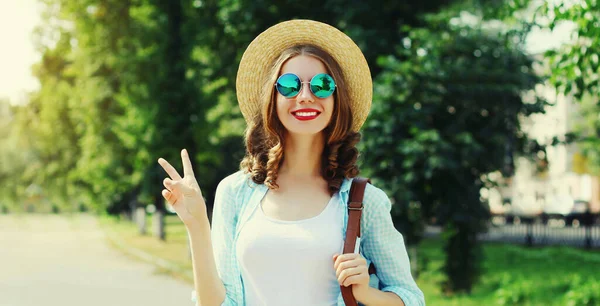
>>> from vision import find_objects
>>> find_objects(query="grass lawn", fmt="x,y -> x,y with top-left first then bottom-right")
417,239 -> 600,305
99,214 -> 600,306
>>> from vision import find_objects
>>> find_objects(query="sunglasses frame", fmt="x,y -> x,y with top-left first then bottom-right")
274,73 -> 337,99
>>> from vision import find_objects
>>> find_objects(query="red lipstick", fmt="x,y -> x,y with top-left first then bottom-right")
292,108 -> 321,121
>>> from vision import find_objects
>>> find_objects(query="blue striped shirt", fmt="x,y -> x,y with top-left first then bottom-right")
192,170 -> 425,305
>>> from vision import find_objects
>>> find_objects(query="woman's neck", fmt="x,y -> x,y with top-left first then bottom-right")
279,132 -> 325,178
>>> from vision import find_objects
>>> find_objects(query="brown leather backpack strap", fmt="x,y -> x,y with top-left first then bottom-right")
341,177 -> 371,306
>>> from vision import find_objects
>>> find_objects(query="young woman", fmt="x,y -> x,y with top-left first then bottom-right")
158,19 -> 425,306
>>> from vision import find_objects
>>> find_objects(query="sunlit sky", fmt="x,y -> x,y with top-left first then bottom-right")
0,0 -> 42,104
0,0 -> 575,105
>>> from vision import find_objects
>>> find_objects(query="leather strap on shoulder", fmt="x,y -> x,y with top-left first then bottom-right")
341,177 -> 376,306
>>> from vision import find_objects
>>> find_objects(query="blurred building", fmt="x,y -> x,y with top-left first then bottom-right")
489,72 -> 600,216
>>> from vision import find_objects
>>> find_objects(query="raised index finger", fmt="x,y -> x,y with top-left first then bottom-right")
181,149 -> 195,178
158,158 -> 183,181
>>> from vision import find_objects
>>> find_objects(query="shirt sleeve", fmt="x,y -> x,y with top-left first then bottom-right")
191,174 -> 241,305
360,184 -> 426,306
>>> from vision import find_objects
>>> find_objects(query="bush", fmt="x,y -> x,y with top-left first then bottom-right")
494,273 -> 533,305
51,204 -> 60,214
564,276 -> 600,306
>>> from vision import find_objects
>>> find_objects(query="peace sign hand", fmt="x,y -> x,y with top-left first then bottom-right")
157,149 -> 207,227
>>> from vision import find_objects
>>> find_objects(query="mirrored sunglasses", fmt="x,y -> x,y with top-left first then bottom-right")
275,73 -> 336,99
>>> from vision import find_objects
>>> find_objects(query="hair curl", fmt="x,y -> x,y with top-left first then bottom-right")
239,45 -> 361,195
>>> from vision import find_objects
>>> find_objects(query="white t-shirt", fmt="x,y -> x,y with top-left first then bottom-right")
235,193 -> 345,306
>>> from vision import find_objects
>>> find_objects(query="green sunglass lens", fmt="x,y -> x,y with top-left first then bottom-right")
276,74 -> 301,98
310,73 -> 336,98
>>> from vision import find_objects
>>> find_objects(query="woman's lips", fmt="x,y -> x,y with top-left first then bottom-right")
292,111 -> 320,121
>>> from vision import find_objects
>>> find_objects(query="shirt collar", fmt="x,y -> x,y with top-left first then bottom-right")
254,176 -> 353,194
340,176 -> 353,194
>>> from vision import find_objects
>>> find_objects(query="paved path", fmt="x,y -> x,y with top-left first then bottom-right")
0,214 -> 193,306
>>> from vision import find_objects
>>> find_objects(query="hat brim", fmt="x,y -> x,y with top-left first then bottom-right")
236,19 -> 372,132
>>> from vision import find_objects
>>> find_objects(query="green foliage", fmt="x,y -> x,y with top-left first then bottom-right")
539,0 -> 600,100
361,11 -> 546,293
572,94 -> 600,174
509,0 -> 600,176
0,99 -> 27,210
10,0 -> 214,213
418,238 -> 600,305
494,273 -> 533,305
564,275 -> 600,306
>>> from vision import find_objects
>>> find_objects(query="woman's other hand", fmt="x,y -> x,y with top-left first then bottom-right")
333,252 -> 371,301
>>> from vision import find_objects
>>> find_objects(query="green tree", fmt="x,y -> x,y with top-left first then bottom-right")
361,11 -> 547,293
0,98 -> 25,211
540,0 -> 599,100
10,25 -> 85,212
572,94 -> 600,174
503,0 -> 600,174
540,0 -> 600,175
25,0 -> 211,215
22,0 -> 138,212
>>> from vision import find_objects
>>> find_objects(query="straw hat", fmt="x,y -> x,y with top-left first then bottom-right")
236,19 -> 372,132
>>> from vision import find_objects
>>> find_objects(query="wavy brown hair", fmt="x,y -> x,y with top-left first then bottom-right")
239,45 -> 361,195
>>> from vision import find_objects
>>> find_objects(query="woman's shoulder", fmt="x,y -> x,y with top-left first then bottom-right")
360,179 -> 393,213
357,180 -> 394,236
214,170 -> 258,215
342,176 -> 391,214
217,169 -> 260,196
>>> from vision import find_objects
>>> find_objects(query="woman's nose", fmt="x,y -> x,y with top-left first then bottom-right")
297,82 -> 314,103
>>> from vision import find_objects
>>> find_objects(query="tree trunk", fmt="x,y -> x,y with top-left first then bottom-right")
409,245 -> 419,279
154,210 -> 166,241
136,207 -> 147,235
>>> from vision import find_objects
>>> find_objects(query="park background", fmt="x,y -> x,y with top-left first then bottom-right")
1,0 -> 600,305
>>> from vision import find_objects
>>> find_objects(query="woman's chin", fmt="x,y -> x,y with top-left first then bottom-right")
284,125 -> 326,136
